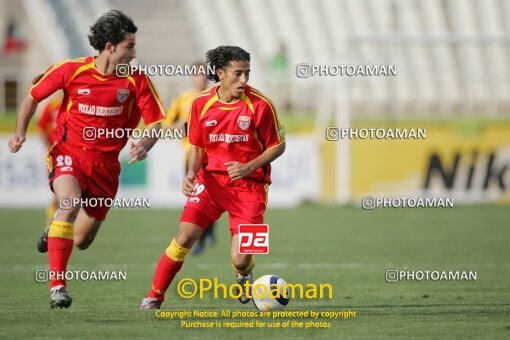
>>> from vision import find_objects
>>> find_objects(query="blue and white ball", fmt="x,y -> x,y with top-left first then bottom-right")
252,275 -> 290,311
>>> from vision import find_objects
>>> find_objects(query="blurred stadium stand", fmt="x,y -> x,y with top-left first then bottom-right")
1,0 -> 510,207
1,0 -> 510,117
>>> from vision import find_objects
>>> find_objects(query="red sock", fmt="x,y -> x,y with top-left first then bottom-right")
47,221 -> 74,288
147,239 -> 190,301
147,252 -> 184,301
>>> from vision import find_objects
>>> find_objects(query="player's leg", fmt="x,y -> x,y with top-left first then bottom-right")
72,155 -> 119,250
231,235 -> 254,270
73,208 -> 102,250
141,221 -> 203,309
226,182 -> 267,304
43,206 -> 101,252
47,174 -> 82,308
230,234 -> 255,304
142,172 -> 224,309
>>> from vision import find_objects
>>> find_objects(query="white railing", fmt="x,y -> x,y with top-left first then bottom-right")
21,0 -> 69,62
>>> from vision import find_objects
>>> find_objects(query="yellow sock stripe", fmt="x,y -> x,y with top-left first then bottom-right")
165,239 -> 190,262
233,256 -> 255,275
48,221 -> 74,240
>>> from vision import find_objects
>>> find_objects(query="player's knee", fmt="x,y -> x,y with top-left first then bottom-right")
174,235 -> 195,249
165,239 -> 190,262
175,222 -> 203,248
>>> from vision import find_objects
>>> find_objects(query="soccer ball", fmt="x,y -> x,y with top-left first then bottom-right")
251,275 -> 290,311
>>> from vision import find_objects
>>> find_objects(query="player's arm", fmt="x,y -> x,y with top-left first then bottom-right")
128,121 -> 162,164
10,63 -> 67,152
8,95 -> 38,153
225,142 -> 285,181
226,101 -> 286,180
182,146 -> 205,196
132,75 -> 167,164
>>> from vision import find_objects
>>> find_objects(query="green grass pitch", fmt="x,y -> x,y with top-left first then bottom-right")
0,205 -> 508,339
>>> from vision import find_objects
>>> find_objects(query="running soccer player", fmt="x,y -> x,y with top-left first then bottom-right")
140,46 -> 286,310
8,10 -> 165,308
163,62 -> 216,255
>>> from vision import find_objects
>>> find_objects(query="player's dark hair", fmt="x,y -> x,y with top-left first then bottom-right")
88,10 -> 137,51
205,46 -> 250,82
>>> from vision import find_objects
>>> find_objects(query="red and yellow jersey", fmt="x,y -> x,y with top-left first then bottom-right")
30,56 -> 165,158
163,89 -> 197,152
187,85 -> 285,183
37,96 -> 61,145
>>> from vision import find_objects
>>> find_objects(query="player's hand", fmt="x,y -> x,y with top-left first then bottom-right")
129,141 -> 147,164
224,161 -> 254,181
182,174 -> 196,196
8,134 -> 26,153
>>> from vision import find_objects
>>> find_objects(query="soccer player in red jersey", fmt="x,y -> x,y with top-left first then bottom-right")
163,62 -> 217,255
8,10 -> 165,308
141,46 -> 286,310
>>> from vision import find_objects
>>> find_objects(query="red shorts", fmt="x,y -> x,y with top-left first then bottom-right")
180,170 -> 268,235
46,143 -> 121,221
